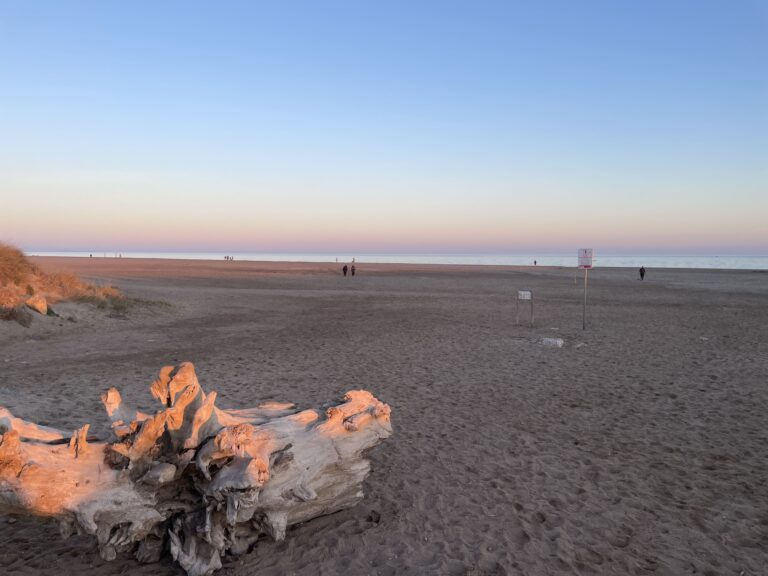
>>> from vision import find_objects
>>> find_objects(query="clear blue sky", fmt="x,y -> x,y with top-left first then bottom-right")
1,1 -> 766,253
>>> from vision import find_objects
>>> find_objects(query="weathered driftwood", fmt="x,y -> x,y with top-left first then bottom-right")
0,362 -> 392,575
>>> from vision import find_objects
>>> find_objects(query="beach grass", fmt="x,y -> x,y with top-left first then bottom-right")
0,242 -> 126,311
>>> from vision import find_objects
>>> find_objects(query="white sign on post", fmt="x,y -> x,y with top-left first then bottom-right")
578,248 -> 593,269
516,289 -> 534,326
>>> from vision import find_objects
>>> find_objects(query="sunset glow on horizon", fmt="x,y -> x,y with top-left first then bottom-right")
2,1 -> 766,255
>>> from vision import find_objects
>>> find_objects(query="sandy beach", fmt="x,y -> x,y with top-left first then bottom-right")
1,257 -> 766,576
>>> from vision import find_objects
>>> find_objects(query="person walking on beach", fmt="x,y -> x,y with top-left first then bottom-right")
639,266 -> 646,280
351,265 -> 356,276
342,264 -> 348,277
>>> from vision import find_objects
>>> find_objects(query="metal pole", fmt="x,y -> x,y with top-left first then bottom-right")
582,268 -> 588,330
531,294 -> 534,327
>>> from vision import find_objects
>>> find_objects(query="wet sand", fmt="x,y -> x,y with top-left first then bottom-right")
1,257 -> 767,575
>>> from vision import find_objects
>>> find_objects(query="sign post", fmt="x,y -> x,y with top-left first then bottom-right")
577,249 -> 593,330
516,289 -> 533,327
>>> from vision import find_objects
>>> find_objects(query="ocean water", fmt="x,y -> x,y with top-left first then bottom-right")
28,251 -> 768,270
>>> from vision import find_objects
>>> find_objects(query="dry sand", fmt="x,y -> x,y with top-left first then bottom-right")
1,257 -> 767,576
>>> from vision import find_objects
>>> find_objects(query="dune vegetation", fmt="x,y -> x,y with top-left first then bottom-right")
0,242 -> 125,314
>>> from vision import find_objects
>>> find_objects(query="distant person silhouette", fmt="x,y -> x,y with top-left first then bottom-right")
639,266 -> 646,280
351,265 -> 356,276
342,265 -> 348,277
534,260 -> 537,266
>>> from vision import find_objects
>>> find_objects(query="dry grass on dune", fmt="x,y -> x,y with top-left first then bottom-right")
0,242 -> 124,311
0,242 -> 36,287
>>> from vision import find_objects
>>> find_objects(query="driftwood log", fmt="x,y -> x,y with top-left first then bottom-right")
0,362 -> 392,575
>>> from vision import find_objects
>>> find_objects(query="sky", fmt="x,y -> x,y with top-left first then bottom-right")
1,0 -> 766,254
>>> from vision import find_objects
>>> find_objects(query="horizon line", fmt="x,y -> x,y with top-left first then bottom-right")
24,248 -> 768,257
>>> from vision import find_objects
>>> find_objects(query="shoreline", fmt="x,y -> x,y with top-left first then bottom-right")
26,251 -> 768,272
29,255 -> 768,277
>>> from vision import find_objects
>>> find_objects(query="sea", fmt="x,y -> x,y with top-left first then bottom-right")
28,252 -> 768,270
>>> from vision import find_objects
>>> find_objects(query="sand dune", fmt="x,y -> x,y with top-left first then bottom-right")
0,258 -> 766,575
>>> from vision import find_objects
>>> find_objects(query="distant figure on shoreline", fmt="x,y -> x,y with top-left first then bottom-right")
534,260 -> 537,266
342,264 -> 348,277
351,265 -> 356,276
639,266 -> 646,280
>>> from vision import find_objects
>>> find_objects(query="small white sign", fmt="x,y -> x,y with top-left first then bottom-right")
578,248 -> 593,269
518,290 -> 532,300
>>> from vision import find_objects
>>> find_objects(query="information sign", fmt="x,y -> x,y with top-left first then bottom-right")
516,289 -> 534,326
578,248 -> 593,269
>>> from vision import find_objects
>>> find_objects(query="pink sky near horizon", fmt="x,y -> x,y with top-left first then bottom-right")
5,204 -> 766,255
3,154 -> 766,256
